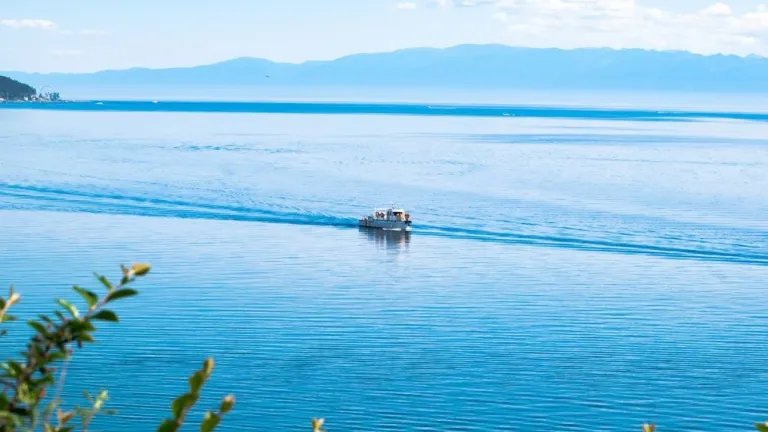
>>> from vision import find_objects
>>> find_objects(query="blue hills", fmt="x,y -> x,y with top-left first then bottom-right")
4,44 -> 767,92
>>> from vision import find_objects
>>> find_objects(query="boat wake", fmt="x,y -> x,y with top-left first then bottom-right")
0,182 -> 354,228
1,182 -> 766,267
414,225 -> 768,266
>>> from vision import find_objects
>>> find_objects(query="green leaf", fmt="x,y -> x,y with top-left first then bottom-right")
755,423 -> 768,432
27,320 -> 48,335
69,317 -> 94,333
0,313 -> 16,323
38,373 -> 56,386
48,352 -> 69,362
0,364 -> 12,377
2,360 -> 23,377
188,371 -> 205,394
56,299 -> 79,318
157,419 -> 178,432
78,332 -> 95,343
94,273 -> 113,291
202,358 -> 214,378
131,263 -> 152,277
73,286 -> 99,309
171,393 -> 197,418
90,310 -> 118,322
105,288 -> 138,303
17,382 -> 36,404
95,389 -> 109,408
219,395 -> 235,414
200,411 -> 221,432
70,318 -> 96,332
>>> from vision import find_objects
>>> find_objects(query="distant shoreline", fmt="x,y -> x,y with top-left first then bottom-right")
3,99 -> 768,123
5,85 -> 767,115
0,99 -> 72,104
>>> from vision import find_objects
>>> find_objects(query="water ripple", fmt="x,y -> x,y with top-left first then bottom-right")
1,106 -> 767,432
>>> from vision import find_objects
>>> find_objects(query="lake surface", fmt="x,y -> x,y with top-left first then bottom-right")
1,99 -> 767,431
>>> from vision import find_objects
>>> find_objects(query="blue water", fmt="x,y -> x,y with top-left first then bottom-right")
7,99 -> 768,122
1,100 -> 767,431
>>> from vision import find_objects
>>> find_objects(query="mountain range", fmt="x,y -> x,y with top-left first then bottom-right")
4,44 -> 768,92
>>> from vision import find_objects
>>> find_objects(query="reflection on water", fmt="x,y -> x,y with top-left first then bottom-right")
3,106 -> 768,432
359,227 -> 411,252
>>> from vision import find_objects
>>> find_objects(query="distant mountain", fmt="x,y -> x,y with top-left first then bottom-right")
4,44 -> 768,92
0,75 -> 36,100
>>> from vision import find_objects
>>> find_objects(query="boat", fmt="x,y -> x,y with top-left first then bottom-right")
359,205 -> 412,231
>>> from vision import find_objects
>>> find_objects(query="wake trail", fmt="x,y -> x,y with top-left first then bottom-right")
1,182 -> 766,267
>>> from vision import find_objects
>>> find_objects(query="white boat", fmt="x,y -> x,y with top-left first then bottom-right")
359,206 -> 412,231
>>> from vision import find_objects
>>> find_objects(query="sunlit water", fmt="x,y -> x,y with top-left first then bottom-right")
0,100 -> 767,431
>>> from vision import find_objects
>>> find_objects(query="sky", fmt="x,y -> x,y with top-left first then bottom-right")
1,0 -> 767,73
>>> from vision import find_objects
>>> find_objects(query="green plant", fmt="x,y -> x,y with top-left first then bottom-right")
4,263 -> 765,432
0,263 -> 235,432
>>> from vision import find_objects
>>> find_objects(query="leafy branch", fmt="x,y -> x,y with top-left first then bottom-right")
0,263 -> 235,432
156,358 -> 234,432
8,262 -> 762,432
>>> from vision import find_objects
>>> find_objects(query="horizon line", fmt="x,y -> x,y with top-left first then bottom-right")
5,43 -> 767,76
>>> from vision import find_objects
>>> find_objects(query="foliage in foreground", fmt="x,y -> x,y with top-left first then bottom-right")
0,263 -> 234,432
0,264 -> 765,432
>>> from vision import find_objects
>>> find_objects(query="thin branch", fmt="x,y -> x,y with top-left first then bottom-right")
40,353 -> 72,429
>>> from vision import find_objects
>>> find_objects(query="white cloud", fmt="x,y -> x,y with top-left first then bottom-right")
1,19 -> 106,36
396,2 -> 418,9
0,19 -> 57,30
701,2 -> 731,17
52,49 -> 83,56
441,0 -> 768,56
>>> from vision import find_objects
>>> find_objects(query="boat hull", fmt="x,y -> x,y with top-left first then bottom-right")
358,218 -> 412,231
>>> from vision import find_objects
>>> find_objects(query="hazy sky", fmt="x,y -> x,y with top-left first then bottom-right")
2,0 -> 767,73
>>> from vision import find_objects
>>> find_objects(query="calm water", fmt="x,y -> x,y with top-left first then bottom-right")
1,100 -> 767,431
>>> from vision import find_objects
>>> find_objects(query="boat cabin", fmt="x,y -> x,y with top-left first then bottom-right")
370,207 -> 410,221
